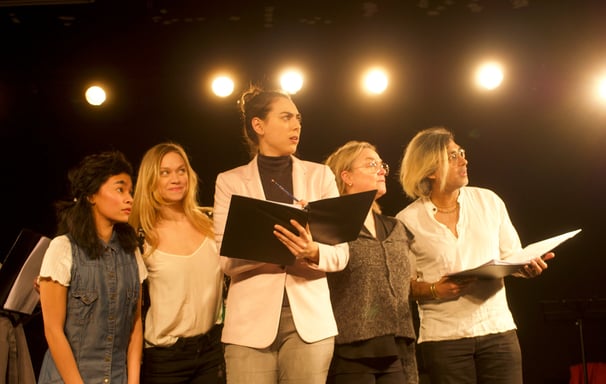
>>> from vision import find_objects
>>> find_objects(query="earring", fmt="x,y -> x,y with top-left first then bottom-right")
347,183 -> 353,187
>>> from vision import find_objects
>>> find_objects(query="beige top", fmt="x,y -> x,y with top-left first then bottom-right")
143,237 -> 223,347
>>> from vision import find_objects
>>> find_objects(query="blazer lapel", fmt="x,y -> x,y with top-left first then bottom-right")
292,156 -> 308,202
243,156 -> 266,199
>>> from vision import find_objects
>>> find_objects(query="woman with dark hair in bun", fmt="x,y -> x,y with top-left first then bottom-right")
213,86 -> 349,383
38,151 -> 146,384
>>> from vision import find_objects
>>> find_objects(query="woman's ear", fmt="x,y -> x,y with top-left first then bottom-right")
340,170 -> 353,187
251,117 -> 264,135
427,168 -> 438,180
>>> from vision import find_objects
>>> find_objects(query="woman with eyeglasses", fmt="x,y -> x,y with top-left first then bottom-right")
396,126 -> 553,383
324,141 -> 418,384
212,85 -> 349,383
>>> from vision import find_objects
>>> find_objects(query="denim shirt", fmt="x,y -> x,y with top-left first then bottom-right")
39,233 -> 140,383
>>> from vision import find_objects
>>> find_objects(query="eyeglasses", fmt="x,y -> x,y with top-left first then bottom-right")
354,160 -> 390,176
447,148 -> 466,162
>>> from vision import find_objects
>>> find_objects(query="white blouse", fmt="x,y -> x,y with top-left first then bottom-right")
397,186 -> 521,343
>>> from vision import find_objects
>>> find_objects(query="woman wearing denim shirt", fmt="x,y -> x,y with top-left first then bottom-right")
38,151 -> 146,383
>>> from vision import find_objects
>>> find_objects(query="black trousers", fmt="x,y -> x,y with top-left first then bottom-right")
420,330 -> 522,384
141,324 -> 225,384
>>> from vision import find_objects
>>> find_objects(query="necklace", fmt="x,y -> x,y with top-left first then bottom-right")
434,202 -> 459,214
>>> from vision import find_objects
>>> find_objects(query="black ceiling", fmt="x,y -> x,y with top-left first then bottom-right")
1,0 -> 605,248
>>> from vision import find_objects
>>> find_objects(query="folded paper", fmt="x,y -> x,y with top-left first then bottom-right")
446,229 -> 581,279
0,229 -> 50,315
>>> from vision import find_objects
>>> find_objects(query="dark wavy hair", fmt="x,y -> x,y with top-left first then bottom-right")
55,151 -> 138,258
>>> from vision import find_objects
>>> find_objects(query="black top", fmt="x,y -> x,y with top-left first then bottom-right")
257,154 -> 294,204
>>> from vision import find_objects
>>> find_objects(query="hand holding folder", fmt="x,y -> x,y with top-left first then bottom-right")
219,190 -> 376,265
446,228 -> 581,279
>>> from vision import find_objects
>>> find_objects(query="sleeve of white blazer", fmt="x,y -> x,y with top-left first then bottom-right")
305,162 -> 349,273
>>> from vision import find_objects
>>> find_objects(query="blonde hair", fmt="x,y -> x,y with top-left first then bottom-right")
130,142 -> 213,257
325,140 -> 382,214
399,127 -> 454,199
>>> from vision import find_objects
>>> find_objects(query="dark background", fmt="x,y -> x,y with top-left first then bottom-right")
1,0 -> 605,382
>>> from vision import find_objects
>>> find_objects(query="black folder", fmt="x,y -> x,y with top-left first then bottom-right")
220,190 -> 376,265
0,229 -> 50,315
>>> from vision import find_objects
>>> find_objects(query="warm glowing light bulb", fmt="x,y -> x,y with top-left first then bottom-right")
85,86 -> 106,106
363,68 -> 389,94
280,70 -> 304,94
476,63 -> 504,90
211,76 -> 235,97
598,77 -> 606,102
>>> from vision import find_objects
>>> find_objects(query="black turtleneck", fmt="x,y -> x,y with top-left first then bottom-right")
257,154 -> 294,204
257,154 -> 295,307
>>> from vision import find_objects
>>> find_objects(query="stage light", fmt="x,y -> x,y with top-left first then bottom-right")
279,69 -> 304,94
362,68 -> 388,95
85,85 -> 106,106
597,76 -> 606,103
475,62 -> 504,90
211,76 -> 235,97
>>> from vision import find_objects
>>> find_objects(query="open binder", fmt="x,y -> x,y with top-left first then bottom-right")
446,228 -> 581,279
220,190 -> 376,265
0,229 -> 51,315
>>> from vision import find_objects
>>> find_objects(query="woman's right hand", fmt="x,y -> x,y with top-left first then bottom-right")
273,219 -> 320,264
433,276 -> 476,300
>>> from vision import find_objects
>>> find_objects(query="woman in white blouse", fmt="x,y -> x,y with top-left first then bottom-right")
396,127 -> 553,384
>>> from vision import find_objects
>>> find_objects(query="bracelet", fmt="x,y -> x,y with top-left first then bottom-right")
430,283 -> 439,300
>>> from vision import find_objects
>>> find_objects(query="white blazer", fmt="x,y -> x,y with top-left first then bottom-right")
213,155 -> 349,348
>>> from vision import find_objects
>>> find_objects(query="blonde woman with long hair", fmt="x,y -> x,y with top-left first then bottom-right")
130,142 -> 224,383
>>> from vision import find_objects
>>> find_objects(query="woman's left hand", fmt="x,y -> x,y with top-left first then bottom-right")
516,252 -> 554,278
274,219 -> 320,264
